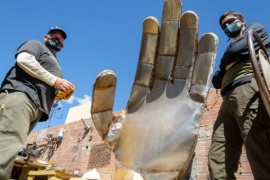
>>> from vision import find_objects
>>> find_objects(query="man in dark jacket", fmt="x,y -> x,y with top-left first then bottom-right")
0,27 -> 74,180
208,11 -> 270,179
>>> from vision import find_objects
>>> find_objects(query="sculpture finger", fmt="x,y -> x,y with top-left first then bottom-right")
190,33 -> 219,102
91,70 -> 116,138
173,11 -> 198,79
127,17 -> 159,112
155,0 -> 181,81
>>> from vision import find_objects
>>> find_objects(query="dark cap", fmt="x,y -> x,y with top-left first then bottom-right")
48,26 -> 67,39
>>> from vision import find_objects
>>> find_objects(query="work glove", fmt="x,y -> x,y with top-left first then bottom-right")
91,0 -> 218,179
54,86 -> 76,100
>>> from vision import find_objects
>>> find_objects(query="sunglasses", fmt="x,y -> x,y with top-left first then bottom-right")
221,18 -> 237,29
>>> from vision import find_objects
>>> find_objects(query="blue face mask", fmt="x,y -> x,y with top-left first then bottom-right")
224,21 -> 242,38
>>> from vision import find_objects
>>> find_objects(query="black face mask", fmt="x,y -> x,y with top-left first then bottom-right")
45,38 -> 63,51
224,21 -> 243,38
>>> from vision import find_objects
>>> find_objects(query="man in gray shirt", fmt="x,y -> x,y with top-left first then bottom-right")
0,27 -> 74,180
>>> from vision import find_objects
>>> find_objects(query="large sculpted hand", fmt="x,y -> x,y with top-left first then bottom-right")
91,0 -> 218,179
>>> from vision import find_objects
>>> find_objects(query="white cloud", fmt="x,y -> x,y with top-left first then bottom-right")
63,94 -> 92,105
76,95 -> 92,104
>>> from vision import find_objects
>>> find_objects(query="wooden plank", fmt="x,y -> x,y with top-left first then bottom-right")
28,170 -> 71,180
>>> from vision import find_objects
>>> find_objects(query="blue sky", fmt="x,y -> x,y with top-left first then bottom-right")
0,0 -> 269,131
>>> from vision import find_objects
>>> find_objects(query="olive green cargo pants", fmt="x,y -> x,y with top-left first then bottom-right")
0,90 -> 42,180
208,78 -> 270,179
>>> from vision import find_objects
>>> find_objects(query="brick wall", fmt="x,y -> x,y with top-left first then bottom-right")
26,117 -> 116,179
26,88 -> 254,179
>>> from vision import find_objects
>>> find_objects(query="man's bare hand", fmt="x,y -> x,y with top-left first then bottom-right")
91,0 -> 218,179
53,78 -> 74,93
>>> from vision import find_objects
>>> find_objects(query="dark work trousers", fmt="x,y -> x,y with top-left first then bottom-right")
208,78 -> 270,180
